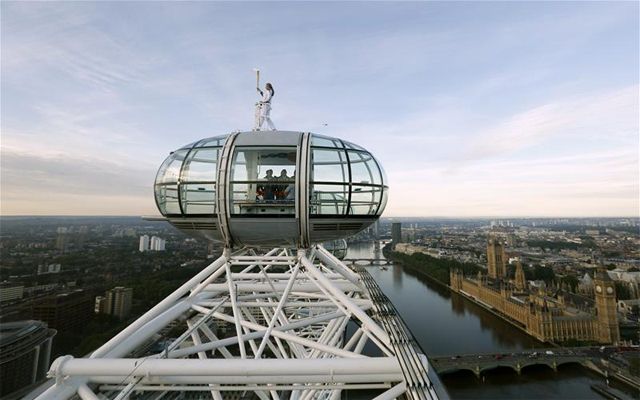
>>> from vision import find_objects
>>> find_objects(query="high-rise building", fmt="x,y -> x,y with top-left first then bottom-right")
94,296 -> 107,314
55,227 -> 68,252
0,320 -> 56,397
139,235 -> 150,252
31,289 -> 92,332
392,223 -> 402,245
150,236 -> 166,251
487,238 -> 506,279
105,287 -> 133,320
594,269 -> 620,344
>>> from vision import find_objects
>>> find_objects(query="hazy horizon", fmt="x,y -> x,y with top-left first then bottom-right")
2,2 -> 638,217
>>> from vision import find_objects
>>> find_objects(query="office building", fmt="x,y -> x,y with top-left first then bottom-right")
0,320 -> 56,397
392,222 -> 402,245
31,289 -> 92,332
105,287 -> 133,319
139,235 -> 150,252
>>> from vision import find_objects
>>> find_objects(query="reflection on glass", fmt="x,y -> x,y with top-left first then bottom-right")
311,184 -> 348,215
181,184 -> 216,214
311,134 -> 343,148
155,150 -> 188,184
182,148 -> 218,182
156,184 -> 180,214
312,149 -> 348,183
196,135 -> 228,148
348,151 -> 382,185
350,185 -> 382,215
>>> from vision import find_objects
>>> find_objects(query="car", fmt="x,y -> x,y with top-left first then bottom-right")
545,350 -> 554,355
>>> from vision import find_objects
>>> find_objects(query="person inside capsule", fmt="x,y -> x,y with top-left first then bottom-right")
231,147 -> 296,213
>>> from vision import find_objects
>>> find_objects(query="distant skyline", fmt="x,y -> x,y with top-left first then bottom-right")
1,1 -> 638,217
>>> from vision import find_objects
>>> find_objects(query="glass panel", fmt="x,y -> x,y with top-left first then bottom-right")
311,134 -> 343,148
342,140 -> 366,151
231,148 -> 296,182
378,156 -> 388,187
230,147 -> 296,215
196,135 -> 228,147
349,185 -> 382,215
312,149 -> 349,183
155,184 -> 180,214
310,184 -> 348,215
230,183 -> 295,215
181,148 -> 218,182
181,183 -> 215,214
155,150 -> 187,184
348,151 -> 382,185
378,187 -> 389,216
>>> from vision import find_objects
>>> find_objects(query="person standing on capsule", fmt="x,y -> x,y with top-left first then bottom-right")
256,82 -> 276,131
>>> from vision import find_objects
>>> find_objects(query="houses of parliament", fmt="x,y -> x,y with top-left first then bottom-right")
450,238 -> 620,344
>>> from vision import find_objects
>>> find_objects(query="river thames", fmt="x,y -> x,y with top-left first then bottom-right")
346,241 -> 632,400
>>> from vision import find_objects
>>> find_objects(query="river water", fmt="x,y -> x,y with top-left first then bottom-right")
345,242 -> 632,400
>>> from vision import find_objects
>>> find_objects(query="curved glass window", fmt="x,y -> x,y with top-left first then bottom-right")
156,150 -> 187,185
312,149 -> 349,182
229,147 -> 297,216
181,148 -> 218,182
348,151 -> 382,185
196,135 -> 228,148
310,184 -> 348,215
310,134 -> 387,217
311,134 -> 343,148
155,136 -> 225,216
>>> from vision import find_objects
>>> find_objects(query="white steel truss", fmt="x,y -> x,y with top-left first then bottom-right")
35,246 -> 439,400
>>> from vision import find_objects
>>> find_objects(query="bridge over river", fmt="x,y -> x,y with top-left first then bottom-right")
343,257 -> 392,265
430,347 -> 601,378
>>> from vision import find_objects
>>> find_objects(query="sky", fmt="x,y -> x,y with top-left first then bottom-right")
1,1 -> 638,217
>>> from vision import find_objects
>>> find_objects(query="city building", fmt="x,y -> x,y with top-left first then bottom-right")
0,320 -> 56,397
94,296 -> 107,314
105,287 -> 133,319
0,284 -> 24,303
450,239 -> 620,344
139,235 -> 166,252
594,270 -> 621,344
514,260 -> 526,291
37,263 -> 61,275
31,289 -> 92,332
139,235 -> 150,252
150,236 -> 166,251
487,238 -> 506,279
55,227 -> 68,252
392,222 -> 402,246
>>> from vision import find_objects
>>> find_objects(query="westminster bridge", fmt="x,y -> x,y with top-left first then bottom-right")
430,347 -> 614,378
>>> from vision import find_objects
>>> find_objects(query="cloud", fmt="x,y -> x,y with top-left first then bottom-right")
1,149 -> 157,215
461,85 -> 638,162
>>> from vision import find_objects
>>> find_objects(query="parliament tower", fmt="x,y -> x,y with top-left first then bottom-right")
487,238 -> 506,279
594,269 -> 620,344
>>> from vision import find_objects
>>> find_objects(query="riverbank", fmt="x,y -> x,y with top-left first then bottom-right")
385,247 -> 640,396
387,250 -> 540,339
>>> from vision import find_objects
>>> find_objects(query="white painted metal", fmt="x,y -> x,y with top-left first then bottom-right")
34,246 -> 439,399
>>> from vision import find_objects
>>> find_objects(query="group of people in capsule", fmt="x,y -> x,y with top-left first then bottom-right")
256,168 -> 295,202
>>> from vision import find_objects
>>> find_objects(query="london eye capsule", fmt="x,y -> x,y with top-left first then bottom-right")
154,131 -> 387,247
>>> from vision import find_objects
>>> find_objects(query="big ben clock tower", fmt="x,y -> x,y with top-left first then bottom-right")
594,269 -> 620,344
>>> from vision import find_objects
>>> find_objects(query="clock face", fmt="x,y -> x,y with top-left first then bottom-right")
606,287 -> 613,294
596,285 -> 602,293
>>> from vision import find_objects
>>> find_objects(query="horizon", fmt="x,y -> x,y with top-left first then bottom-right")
2,2 -> 638,217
